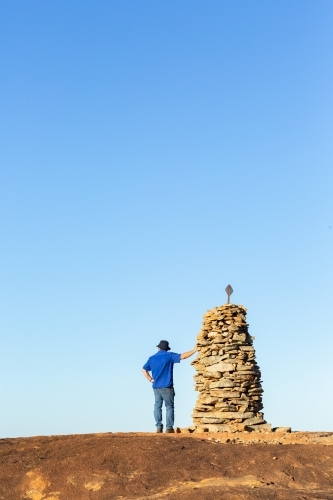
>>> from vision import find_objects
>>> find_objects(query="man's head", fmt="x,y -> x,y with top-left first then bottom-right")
157,340 -> 171,351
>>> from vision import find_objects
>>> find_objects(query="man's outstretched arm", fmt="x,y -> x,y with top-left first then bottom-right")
180,347 -> 197,360
142,369 -> 154,383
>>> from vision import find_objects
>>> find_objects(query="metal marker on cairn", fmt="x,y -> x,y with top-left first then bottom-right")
191,286 -> 271,432
225,284 -> 233,304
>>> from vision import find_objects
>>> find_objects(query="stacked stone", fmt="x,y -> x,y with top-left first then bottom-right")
191,303 -> 270,432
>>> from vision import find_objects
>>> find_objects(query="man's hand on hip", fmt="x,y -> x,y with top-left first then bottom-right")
142,368 -> 154,383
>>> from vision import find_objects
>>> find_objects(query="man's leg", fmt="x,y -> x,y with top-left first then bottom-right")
161,387 -> 175,430
153,389 -> 163,430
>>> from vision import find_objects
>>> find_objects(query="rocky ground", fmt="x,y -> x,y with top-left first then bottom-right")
1,431 -> 333,499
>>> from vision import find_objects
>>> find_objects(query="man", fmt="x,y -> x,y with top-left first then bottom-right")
142,340 -> 197,433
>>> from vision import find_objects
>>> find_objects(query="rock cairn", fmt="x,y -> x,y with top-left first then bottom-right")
191,303 -> 270,432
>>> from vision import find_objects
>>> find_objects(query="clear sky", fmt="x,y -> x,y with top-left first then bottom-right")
0,1 -> 332,438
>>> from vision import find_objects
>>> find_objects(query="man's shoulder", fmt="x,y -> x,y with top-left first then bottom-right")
149,351 -> 180,359
165,351 -> 181,363
160,351 -> 180,358
149,351 -> 160,357
147,351 -> 162,361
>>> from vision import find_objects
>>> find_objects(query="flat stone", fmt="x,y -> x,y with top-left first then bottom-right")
210,390 -> 238,399
209,390 -> 240,398
274,427 -> 291,433
223,358 -> 243,368
233,334 -> 247,341
209,380 -> 236,388
243,417 -> 265,426
206,362 -> 235,372
194,405 -> 213,411
202,356 -> 224,367
224,345 -> 239,352
234,371 -> 256,376
205,424 -> 236,432
207,331 -> 222,337
200,411 -> 254,420
228,399 -> 246,406
211,335 -> 224,343
200,418 -> 223,424
215,404 -> 237,411
204,371 -> 221,379
199,397 -> 219,404
236,365 -> 255,371
245,423 -> 272,432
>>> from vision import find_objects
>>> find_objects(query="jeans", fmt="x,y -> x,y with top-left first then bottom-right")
153,387 -> 175,429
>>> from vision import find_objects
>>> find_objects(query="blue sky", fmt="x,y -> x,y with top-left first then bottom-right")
0,1 -> 332,437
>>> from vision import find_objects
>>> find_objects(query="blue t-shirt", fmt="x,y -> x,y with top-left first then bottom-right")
143,350 -> 181,389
